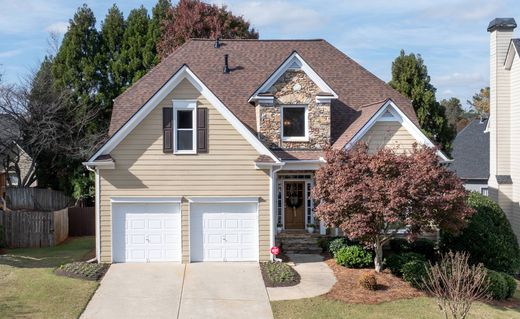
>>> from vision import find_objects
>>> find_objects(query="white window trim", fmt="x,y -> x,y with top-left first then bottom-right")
173,99 -> 197,154
281,104 -> 309,142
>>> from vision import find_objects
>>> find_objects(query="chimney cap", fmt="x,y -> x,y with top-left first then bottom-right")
488,18 -> 517,32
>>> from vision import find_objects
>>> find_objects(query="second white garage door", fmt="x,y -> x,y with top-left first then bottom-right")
190,202 -> 259,262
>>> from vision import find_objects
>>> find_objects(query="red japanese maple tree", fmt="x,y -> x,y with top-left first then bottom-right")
312,144 -> 472,272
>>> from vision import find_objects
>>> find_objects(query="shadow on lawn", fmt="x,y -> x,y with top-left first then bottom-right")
0,237 -> 95,268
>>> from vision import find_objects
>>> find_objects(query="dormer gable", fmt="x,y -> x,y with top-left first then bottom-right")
253,52 -> 337,150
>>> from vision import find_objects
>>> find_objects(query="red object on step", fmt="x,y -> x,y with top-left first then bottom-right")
270,246 -> 280,256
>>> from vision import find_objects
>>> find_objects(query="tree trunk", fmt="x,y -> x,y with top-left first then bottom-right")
374,238 -> 384,272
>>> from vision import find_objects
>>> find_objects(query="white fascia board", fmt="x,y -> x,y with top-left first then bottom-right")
505,41 -> 517,70
281,159 -> 325,171
111,197 -> 183,204
82,161 -> 115,169
249,52 -> 338,102
346,100 -> 450,161
88,65 -> 280,164
188,196 -> 259,203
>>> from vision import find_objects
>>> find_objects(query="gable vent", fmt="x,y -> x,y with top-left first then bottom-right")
287,59 -> 302,70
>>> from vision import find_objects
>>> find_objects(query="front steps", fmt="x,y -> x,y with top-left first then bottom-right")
276,231 -> 322,254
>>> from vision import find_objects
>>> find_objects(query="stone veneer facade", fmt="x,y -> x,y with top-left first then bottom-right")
258,70 -> 331,149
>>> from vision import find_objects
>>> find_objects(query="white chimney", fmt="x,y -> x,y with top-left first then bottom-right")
488,18 -> 516,180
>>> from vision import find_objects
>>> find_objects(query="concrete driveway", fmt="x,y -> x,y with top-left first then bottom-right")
81,262 -> 273,319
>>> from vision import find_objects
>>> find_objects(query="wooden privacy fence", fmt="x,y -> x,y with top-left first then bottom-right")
68,207 -> 95,236
0,208 -> 69,248
5,187 -> 73,211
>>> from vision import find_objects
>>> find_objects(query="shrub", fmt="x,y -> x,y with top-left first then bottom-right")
440,192 -> 520,274
358,271 -> 377,290
502,273 -> 517,299
485,270 -> 508,300
329,237 -> 348,255
402,260 -> 428,289
424,252 -> 488,319
335,245 -> 373,268
389,238 -> 411,253
385,252 -> 426,277
389,238 -> 435,260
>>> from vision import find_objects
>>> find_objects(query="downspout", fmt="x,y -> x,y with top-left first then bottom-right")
85,165 -> 101,263
269,163 -> 284,261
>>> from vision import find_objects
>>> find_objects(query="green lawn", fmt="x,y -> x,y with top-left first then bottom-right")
272,295 -> 520,319
0,237 -> 99,319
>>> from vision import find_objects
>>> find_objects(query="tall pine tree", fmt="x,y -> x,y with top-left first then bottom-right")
118,6 -> 151,86
52,4 -> 100,117
145,0 -> 171,68
389,50 -> 455,152
98,4 -> 126,126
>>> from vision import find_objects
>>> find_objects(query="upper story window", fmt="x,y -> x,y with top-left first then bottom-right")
173,100 -> 197,154
282,105 -> 308,141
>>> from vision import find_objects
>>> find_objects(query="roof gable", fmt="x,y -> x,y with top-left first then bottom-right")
249,52 -> 337,102
341,99 -> 449,161
87,65 -> 279,164
450,119 -> 489,180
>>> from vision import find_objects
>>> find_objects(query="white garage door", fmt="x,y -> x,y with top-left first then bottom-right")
112,203 -> 181,263
190,203 -> 259,262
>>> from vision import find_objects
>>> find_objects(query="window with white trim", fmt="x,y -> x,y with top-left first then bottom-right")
281,105 -> 308,141
173,100 -> 197,154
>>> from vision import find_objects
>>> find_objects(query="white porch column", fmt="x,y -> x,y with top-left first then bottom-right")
319,220 -> 326,235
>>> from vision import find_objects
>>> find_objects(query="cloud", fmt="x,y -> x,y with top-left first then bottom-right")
45,21 -> 68,34
433,72 -> 485,86
0,49 -> 22,58
220,0 -> 324,34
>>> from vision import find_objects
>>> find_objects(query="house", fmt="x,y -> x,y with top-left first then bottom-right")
487,18 -> 520,242
449,118 -> 489,195
85,39 -> 447,264
0,114 -> 35,188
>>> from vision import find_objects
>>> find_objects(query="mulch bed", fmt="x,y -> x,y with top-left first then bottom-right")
55,261 -> 110,281
260,261 -> 301,288
324,258 -> 425,304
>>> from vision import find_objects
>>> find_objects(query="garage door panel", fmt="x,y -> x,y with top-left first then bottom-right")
190,203 -> 259,262
112,203 -> 181,263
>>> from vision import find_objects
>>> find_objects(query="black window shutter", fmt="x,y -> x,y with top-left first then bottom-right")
197,107 -> 208,153
163,108 -> 173,153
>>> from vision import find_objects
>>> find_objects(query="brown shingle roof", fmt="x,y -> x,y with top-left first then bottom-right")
108,39 -> 417,148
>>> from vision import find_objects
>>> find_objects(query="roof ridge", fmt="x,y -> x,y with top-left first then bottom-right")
189,38 -> 325,42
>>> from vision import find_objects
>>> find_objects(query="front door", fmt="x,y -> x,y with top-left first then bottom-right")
284,181 -> 305,229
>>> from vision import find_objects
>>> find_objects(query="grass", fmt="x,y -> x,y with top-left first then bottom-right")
0,237 -> 99,319
272,294 -> 520,319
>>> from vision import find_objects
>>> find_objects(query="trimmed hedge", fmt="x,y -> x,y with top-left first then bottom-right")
440,192 -> 520,275
335,245 -> 373,268
486,270 -> 509,300
401,260 -> 428,289
385,252 -> 426,277
329,237 -> 348,255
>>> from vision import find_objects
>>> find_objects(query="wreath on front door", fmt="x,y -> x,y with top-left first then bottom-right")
287,184 -> 302,217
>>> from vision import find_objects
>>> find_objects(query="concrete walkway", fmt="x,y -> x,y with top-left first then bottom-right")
267,254 -> 336,301
81,262 -> 273,319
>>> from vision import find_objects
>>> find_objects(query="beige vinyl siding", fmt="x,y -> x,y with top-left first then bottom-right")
99,79 -> 270,263
360,121 -> 417,153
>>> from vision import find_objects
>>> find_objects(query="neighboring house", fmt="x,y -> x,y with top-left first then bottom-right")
0,114 -> 35,188
85,39 -> 447,264
449,118 -> 489,195
487,18 -> 520,242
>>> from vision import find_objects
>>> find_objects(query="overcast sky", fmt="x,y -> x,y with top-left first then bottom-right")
1,0 -> 520,108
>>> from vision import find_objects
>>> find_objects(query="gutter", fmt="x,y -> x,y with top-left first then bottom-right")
85,164 -> 101,263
